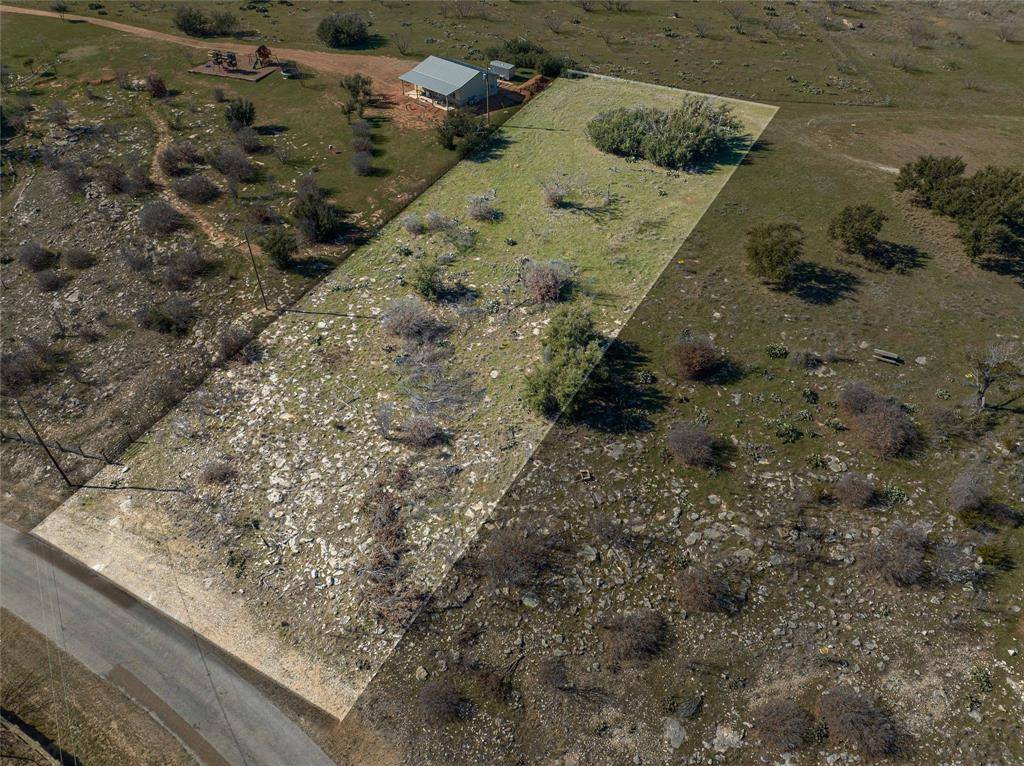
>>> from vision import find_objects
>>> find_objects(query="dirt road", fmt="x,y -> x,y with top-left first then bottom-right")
1,523 -> 337,766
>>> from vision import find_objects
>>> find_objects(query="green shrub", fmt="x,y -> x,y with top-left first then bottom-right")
292,174 -> 345,243
225,98 -> 256,130
408,259 -> 445,300
896,156 -> 1023,262
490,37 -> 547,68
523,304 -> 607,419
586,98 -> 741,170
317,12 -> 369,49
174,6 -> 235,36
828,204 -> 887,255
745,222 -> 803,285
260,226 -> 299,269
894,155 -> 966,207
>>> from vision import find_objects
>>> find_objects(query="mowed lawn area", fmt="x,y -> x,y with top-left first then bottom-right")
36,74 -> 776,718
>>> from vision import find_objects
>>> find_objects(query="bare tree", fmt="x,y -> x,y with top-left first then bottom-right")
693,20 -> 710,38
969,342 -> 1021,409
997,24 -> 1018,43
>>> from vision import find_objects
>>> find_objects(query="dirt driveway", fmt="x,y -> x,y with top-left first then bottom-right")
0,3 -> 440,130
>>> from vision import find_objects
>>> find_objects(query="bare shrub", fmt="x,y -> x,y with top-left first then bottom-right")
677,566 -> 730,612
838,382 -> 918,458
248,203 -> 282,227
145,71 -> 168,98
672,332 -> 724,380
162,249 -> 210,290
948,466 -> 990,514
601,610 -> 668,662
159,140 -> 200,176
64,247 -> 95,269
424,210 -> 450,231
837,381 -> 881,416
400,213 -> 425,235
420,678 -> 466,723
477,526 -> 552,589
380,297 -> 445,342
127,163 -> 153,195
752,698 -> 816,752
18,241 -> 58,272
817,686 -> 900,759
542,178 -> 567,208
351,135 -> 374,153
217,326 -> 257,364
44,100 -> 70,128
997,24 -> 1018,43
122,249 -> 152,273
667,421 -> 716,469
235,126 -> 263,153
95,163 -> 130,194
35,269 -> 62,292
175,174 -> 220,204
790,349 -> 822,370
135,297 -> 197,335
212,87 -> 227,103
351,118 -> 372,137
57,161 -> 89,193
349,150 -> 373,176
1,338 -> 57,391
209,145 -> 259,183
140,200 -> 186,236
467,194 -> 499,222
401,415 -> 444,447
200,460 -> 237,485
852,403 -> 918,458
859,524 -> 927,586
522,259 -> 573,303
834,472 -> 875,510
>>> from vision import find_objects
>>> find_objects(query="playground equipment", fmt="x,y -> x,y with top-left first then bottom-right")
195,46 -> 279,81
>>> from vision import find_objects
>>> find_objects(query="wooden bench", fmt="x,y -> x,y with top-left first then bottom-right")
872,348 -> 903,365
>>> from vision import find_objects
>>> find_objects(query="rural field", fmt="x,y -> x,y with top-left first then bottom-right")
1,2 -> 1022,766
34,70 -> 776,721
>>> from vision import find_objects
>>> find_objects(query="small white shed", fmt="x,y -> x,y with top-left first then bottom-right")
489,60 -> 516,81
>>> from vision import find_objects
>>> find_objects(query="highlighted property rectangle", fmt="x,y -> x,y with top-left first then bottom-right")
36,73 -> 777,720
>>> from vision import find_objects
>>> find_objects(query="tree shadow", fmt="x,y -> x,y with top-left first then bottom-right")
463,131 -> 514,163
579,339 -> 668,433
687,134 -> 753,174
740,137 -> 773,166
975,250 -> 1024,286
563,194 -> 622,224
286,255 -> 336,278
783,262 -> 860,305
255,124 -> 288,136
339,33 -> 387,51
438,282 -> 479,305
864,240 -> 929,272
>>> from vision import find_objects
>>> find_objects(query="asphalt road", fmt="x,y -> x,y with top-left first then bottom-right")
0,523 -> 336,766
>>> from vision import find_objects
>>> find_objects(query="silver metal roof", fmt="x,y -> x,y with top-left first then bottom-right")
490,60 -> 515,70
399,56 -> 491,96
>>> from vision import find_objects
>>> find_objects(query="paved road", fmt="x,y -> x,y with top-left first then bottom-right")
1,523 -> 336,766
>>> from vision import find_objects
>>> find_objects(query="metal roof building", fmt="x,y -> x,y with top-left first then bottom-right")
399,55 -> 500,109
